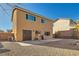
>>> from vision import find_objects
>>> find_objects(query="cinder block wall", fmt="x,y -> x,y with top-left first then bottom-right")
54,29 -> 79,39
0,32 -> 13,41
73,31 -> 79,39
54,29 -> 74,39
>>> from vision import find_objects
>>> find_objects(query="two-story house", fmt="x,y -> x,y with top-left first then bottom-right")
12,7 -> 53,41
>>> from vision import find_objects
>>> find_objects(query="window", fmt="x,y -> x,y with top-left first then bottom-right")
26,14 -> 36,21
44,32 -> 50,36
35,30 -> 40,34
26,14 -> 28,19
41,19 -> 47,23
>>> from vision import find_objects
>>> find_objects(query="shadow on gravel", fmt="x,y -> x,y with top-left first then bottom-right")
40,39 -> 79,50
0,43 -> 10,54
0,49 -> 10,54
22,39 -> 79,51
0,43 -> 3,48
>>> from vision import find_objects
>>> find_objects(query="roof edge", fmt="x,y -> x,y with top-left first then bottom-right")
11,7 -> 53,22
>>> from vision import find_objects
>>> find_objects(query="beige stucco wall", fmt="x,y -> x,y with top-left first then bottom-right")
53,19 -> 70,34
12,9 -> 18,41
12,8 -> 53,41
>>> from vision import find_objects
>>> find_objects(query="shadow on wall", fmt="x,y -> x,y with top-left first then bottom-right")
53,29 -> 79,39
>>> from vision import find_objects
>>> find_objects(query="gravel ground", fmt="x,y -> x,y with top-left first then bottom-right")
40,39 -> 79,50
0,39 -> 79,56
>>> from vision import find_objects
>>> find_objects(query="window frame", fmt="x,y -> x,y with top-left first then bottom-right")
44,32 -> 50,36
26,14 -> 36,21
41,19 -> 47,23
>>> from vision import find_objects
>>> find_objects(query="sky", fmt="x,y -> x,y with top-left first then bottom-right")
0,3 -> 79,31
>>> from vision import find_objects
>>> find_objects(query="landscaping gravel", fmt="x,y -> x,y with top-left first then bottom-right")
0,39 -> 79,56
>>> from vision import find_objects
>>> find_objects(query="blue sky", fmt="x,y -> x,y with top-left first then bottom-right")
0,3 -> 79,31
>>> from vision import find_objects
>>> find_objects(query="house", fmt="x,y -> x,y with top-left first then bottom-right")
53,18 -> 76,34
53,18 -> 76,38
12,7 -> 53,41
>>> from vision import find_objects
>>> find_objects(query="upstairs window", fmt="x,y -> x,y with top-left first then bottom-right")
41,19 -> 47,23
26,14 -> 36,21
